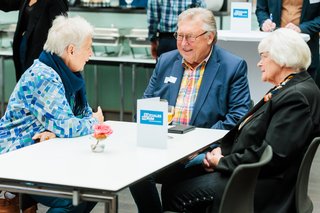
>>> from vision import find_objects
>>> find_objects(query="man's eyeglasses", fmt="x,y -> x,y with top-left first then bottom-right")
173,31 -> 208,43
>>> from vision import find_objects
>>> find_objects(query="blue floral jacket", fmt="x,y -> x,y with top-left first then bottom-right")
0,60 -> 97,154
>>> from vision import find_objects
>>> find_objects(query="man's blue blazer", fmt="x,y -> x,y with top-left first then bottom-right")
143,45 -> 251,130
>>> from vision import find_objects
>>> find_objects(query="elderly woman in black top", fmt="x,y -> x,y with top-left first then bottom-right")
161,28 -> 320,213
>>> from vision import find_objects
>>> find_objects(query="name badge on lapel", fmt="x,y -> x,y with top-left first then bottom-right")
164,76 -> 177,84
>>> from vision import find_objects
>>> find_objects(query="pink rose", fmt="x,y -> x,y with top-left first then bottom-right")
93,123 -> 113,139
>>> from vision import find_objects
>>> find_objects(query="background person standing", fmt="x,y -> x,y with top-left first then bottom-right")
147,0 -> 206,59
255,0 -> 320,80
0,0 -> 68,82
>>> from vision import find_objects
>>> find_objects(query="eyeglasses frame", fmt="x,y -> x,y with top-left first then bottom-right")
173,31 -> 208,43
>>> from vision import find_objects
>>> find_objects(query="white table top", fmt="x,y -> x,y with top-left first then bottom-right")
0,121 -> 227,192
217,30 -> 310,42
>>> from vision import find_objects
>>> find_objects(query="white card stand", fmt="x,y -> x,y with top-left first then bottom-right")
230,2 -> 252,33
137,97 -> 168,149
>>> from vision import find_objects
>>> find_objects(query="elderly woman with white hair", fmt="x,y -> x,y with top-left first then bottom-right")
0,15 -> 103,152
0,15 -> 102,212
160,28 -> 320,213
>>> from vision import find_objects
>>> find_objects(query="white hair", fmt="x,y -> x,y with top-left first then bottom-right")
258,28 -> 311,71
178,7 -> 218,44
44,15 -> 94,56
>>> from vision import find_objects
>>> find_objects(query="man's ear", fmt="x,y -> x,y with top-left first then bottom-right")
207,32 -> 214,45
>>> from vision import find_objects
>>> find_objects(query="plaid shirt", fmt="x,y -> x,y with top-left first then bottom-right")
173,47 -> 213,125
147,0 -> 206,41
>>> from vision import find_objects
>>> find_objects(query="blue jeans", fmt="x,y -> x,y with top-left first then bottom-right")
30,195 -> 96,213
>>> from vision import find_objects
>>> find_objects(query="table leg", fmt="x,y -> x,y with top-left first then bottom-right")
119,63 -> 124,121
104,194 -> 118,213
0,56 -> 4,116
131,64 -> 136,122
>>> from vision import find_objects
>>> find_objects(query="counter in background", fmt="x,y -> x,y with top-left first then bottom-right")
217,30 -> 310,104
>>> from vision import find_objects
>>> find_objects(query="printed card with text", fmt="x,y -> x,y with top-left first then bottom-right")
230,2 -> 252,32
137,98 -> 168,149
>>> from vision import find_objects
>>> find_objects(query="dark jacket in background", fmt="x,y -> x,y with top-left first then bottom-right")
0,0 -> 68,81
255,0 -> 320,78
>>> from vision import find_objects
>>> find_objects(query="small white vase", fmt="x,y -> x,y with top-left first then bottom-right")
90,138 -> 107,153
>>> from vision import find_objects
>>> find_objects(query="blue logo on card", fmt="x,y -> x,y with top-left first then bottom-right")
140,110 -> 163,125
233,9 -> 249,18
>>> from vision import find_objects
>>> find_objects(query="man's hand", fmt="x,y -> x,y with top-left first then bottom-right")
32,131 -> 56,142
150,41 -> 158,59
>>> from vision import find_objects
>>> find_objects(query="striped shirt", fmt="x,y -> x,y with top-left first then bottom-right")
147,0 -> 206,41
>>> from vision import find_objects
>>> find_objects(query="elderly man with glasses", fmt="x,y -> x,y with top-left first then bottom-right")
129,7 -> 251,213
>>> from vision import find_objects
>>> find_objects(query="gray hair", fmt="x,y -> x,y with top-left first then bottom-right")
258,28 -> 311,71
44,15 -> 94,56
178,7 -> 217,44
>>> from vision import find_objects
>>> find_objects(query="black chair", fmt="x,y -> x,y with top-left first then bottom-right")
165,145 -> 273,213
295,137 -> 320,213
211,145 -> 273,213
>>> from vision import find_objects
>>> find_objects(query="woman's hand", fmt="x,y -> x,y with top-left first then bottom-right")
92,106 -> 104,123
32,131 -> 56,142
203,147 -> 223,172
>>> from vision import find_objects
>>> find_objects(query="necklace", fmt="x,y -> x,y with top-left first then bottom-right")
264,73 -> 296,102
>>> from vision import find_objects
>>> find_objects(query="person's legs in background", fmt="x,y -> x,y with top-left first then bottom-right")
129,163 -> 189,213
157,35 -> 177,57
129,162 -> 210,213
129,175 -> 163,213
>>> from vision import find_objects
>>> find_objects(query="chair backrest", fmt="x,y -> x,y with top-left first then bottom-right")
217,145 -> 273,213
295,137 -> 320,213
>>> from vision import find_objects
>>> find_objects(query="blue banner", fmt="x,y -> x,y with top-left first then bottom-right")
140,110 -> 163,126
233,9 -> 249,18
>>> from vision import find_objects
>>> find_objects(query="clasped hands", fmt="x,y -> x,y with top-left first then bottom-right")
203,147 -> 224,172
183,147 -> 223,172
